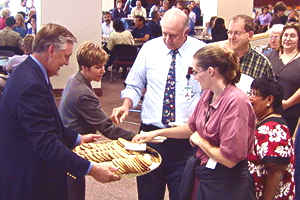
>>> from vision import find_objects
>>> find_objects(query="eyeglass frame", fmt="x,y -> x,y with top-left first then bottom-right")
188,66 -> 207,76
227,30 -> 248,36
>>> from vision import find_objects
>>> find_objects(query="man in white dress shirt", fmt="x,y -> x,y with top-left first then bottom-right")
130,0 -> 147,18
101,12 -> 113,38
111,8 -> 205,200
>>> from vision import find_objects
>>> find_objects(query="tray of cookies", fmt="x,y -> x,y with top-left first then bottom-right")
73,138 -> 162,177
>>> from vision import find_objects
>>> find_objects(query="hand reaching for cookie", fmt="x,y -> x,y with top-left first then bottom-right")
80,134 -> 102,144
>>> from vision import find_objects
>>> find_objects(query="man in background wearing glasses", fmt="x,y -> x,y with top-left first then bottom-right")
227,14 -> 274,80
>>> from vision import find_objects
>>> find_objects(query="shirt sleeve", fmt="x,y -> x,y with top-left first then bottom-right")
256,122 -> 293,163
219,98 -> 255,163
188,101 -> 200,132
121,45 -> 147,108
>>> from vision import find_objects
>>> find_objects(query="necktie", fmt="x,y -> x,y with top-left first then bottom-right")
162,49 -> 178,126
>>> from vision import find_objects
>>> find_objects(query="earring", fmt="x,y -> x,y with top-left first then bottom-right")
267,104 -> 270,108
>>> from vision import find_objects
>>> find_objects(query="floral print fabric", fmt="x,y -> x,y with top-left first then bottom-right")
248,117 -> 295,200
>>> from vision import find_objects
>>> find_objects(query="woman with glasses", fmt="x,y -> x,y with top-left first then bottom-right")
267,22 -> 300,134
133,45 -> 256,200
248,78 -> 295,200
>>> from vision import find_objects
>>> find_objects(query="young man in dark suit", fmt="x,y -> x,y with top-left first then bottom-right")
0,23 -> 120,200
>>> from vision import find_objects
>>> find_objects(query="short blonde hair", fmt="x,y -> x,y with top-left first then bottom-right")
76,41 -> 108,70
1,8 -> 10,18
15,13 -> 25,28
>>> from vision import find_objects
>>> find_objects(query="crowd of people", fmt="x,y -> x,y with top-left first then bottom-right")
0,6 -> 36,56
0,1 -> 300,200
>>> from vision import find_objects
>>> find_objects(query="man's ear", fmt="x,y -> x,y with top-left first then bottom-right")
183,27 -> 189,36
47,44 -> 55,56
248,30 -> 254,39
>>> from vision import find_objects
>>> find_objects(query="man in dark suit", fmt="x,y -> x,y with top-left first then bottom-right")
59,41 -> 135,200
0,23 -> 120,200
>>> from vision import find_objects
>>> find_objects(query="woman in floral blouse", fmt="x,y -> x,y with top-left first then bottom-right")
248,78 -> 295,200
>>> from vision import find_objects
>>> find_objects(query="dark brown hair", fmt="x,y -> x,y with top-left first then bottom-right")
273,1 -> 287,13
231,15 -> 255,32
279,22 -> 300,53
193,45 -> 241,84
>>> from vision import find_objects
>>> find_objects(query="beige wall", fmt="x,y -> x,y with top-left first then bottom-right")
102,0 -> 114,12
39,0 -> 101,89
201,0 -> 253,27
217,0 -> 253,27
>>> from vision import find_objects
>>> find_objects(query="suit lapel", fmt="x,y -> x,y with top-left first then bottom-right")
27,56 -> 65,135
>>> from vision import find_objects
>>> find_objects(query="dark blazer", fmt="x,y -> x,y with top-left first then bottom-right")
58,72 -> 134,140
112,8 -> 126,20
0,56 -> 90,200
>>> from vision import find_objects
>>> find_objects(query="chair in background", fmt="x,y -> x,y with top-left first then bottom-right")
110,44 -> 138,81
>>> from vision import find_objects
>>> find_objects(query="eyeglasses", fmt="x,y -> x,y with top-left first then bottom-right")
227,30 -> 247,36
188,66 -> 206,75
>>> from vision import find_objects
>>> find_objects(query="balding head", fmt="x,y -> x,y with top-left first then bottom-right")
160,8 -> 189,50
160,8 -> 189,31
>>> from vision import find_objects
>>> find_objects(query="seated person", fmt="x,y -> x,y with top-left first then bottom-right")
182,6 -> 195,36
58,41 -> 135,200
211,17 -> 228,42
4,34 -> 34,76
159,0 -> 170,16
147,10 -> 162,39
27,14 -> 37,35
174,0 -> 185,10
112,0 -> 126,20
105,19 -> 134,70
149,1 -> 160,18
287,9 -> 299,23
101,12 -> 113,39
187,3 -> 196,25
13,13 -> 27,38
0,16 -> 23,55
0,8 -> 10,30
130,0 -> 147,18
107,19 -> 134,52
270,1 -> 288,27
131,15 -> 150,43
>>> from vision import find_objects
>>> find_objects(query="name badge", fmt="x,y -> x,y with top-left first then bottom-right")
206,158 -> 217,169
184,86 -> 194,101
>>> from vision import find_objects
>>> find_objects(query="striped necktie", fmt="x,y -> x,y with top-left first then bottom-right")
162,49 -> 178,126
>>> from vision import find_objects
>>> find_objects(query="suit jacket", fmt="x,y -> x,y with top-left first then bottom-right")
0,56 -> 90,200
59,72 -> 134,140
